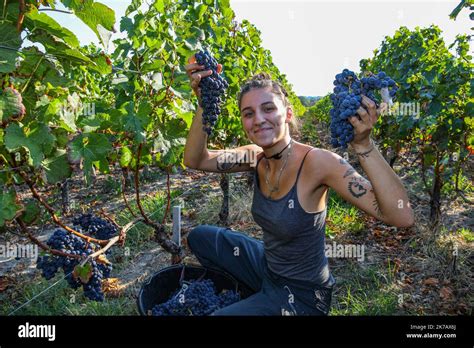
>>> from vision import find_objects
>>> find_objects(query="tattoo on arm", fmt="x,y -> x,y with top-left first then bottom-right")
343,167 -> 355,178
216,152 -> 242,172
372,199 -> 383,217
339,158 -> 349,166
370,188 -> 384,218
356,147 -> 374,159
348,180 -> 368,198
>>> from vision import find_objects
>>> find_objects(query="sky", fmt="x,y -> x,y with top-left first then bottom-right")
43,0 -> 472,96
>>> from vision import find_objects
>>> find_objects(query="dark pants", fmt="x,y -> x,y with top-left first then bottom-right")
187,225 -> 335,316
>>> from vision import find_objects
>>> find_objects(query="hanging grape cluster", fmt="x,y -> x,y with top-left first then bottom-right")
329,69 -> 398,148
72,213 -> 118,240
195,50 -> 228,136
36,228 -> 112,301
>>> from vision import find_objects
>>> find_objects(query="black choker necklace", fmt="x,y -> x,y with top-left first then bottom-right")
264,139 -> 293,160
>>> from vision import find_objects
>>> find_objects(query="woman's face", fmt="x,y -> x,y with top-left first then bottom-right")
240,86 -> 292,148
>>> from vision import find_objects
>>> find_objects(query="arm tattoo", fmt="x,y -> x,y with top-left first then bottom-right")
216,152 -> 242,172
372,199 -> 383,217
370,188 -> 384,218
355,147 -> 374,159
343,167 -> 356,178
339,158 -> 349,166
348,180 -> 368,198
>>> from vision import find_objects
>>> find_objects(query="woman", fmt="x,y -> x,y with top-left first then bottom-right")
183,60 -> 414,316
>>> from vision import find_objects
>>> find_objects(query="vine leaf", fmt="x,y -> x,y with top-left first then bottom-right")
0,23 -> 21,73
0,191 -> 21,227
26,8 -> 80,48
73,263 -> 93,283
42,151 -> 72,184
61,0 -> 116,47
18,199 -> 41,225
68,133 -> 112,183
4,123 -> 55,167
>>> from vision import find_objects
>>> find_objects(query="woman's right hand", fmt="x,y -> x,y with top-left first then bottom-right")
185,54 -> 222,99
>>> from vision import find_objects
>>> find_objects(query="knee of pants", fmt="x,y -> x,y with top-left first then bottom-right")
186,225 -> 218,256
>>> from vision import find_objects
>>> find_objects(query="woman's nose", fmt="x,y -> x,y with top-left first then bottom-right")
253,110 -> 266,125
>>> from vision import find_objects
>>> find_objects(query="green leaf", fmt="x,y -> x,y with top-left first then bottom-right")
68,133 -> 112,181
0,190 -> 21,226
119,146 -> 133,167
68,133 -> 112,163
4,123 -> 55,167
0,22 -> 21,73
19,199 -> 41,225
449,0 -> 468,20
42,152 -> 72,184
164,118 -> 187,138
26,8 -> 80,48
73,263 -> 92,283
61,0 -> 116,45
122,102 -> 148,142
153,0 -> 165,13
89,54 -> 112,74
120,17 -> 134,34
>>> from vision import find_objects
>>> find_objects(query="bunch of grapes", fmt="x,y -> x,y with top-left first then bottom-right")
151,279 -> 240,316
72,213 -> 118,240
329,69 -> 398,149
36,228 -> 112,301
194,50 -> 228,136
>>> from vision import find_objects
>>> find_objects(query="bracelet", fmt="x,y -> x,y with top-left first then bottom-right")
354,139 -> 375,158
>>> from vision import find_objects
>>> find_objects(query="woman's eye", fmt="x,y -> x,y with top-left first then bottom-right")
265,107 -> 274,112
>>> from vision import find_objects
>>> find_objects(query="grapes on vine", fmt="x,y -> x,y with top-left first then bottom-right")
194,50 -> 228,136
72,213 -> 118,240
151,278 -> 240,316
329,69 -> 398,149
36,228 -> 112,301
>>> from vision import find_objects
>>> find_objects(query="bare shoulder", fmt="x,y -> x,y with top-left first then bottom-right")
303,147 -> 345,185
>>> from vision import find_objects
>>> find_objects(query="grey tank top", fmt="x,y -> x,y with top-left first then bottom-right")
251,148 -> 331,286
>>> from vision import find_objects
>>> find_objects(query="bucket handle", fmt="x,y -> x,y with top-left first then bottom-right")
178,264 -> 208,286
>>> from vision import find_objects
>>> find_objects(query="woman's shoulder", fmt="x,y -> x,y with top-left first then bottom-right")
297,143 -> 339,182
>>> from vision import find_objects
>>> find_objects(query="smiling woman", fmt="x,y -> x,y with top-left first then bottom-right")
183,57 -> 414,316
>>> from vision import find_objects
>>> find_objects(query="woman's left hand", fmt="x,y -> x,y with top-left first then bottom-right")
348,95 -> 387,148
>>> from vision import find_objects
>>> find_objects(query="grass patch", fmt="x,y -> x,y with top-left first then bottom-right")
0,274 -> 138,316
326,189 -> 365,238
457,227 -> 474,243
330,263 -> 399,315
111,189 -> 183,272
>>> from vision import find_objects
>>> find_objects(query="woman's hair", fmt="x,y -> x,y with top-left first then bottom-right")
237,72 -> 300,134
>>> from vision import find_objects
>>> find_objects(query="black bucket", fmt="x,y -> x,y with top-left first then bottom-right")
137,264 -> 255,316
